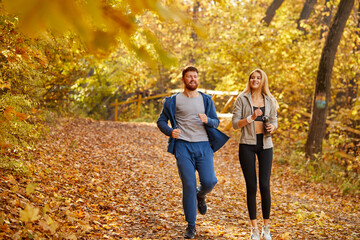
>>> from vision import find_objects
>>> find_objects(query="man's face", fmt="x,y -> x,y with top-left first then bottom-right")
182,71 -> 199,91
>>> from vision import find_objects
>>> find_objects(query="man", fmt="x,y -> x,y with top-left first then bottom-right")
157,66 -> 229,239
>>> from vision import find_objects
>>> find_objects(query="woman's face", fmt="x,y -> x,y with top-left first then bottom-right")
249,72 -> 262,90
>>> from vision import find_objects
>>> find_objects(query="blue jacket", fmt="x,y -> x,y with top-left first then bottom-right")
157,92 -> 229,154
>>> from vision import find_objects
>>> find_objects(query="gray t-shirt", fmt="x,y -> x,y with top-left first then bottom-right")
175,92 -> 209,142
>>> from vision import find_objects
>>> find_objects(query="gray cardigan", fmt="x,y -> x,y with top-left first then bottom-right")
232,92 -> 277,149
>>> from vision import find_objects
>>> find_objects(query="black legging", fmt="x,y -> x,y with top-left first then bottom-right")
239,134 -> 272,220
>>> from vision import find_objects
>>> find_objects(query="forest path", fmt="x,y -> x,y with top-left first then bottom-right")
1,118 -> 359,239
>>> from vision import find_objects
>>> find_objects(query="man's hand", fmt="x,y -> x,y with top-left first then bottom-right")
198,113 -> 208,124
172,129 -> 181,138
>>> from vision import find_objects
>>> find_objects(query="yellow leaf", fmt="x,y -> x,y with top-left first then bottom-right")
7,174 -> 17,185
43,204 -> 50,216
26,183 -> 36,194
280,232 -> 291,240
0,83 -> 11,90
20,204 -> 40,222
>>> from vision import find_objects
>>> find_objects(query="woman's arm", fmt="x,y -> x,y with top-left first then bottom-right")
232,96 -> 261,129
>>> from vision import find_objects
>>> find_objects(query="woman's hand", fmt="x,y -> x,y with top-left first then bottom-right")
252,107 -> 263,121
265,123 -> 276,133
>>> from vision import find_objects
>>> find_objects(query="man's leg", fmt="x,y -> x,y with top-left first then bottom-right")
175,141 -> 197,226
196,142 -> 217,198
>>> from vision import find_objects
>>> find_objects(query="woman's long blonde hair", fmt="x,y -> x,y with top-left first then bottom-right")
242,69 -> 279,108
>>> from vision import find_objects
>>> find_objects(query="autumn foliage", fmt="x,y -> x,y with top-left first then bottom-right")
0,118 -> 359,239
0,0 -> 359,238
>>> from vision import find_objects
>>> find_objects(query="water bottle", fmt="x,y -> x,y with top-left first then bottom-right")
263,115 -> 270,135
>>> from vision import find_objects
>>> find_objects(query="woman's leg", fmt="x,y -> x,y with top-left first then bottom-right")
239,144 -> 258,222
258,148 -> 273,221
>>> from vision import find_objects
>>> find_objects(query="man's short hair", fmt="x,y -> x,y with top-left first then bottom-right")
182,66 -> 198,78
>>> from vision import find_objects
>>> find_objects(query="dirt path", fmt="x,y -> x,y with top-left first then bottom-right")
0,118 -> 359,239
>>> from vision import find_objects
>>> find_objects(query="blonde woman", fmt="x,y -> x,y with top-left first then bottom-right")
232,69 -> 278,240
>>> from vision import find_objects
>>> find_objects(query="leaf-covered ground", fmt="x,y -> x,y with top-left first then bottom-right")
1,118 -> 359,239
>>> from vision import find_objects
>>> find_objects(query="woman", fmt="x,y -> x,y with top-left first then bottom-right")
232,69 -> 278,240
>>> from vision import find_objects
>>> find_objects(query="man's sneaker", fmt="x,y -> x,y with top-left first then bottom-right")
184,225 -> 196,239
197,194 -> 207,215
261,225 -> 272,240
250,227 -> 260,240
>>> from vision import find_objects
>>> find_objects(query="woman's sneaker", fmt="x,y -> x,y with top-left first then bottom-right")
250,227 -> 260,240
261,225 -> 272,240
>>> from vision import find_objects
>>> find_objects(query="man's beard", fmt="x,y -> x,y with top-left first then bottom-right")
185,81 -> 198,91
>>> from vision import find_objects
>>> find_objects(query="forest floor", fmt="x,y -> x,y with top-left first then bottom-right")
0,118 -> 359,239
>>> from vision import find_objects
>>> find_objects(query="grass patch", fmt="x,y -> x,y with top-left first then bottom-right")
275,144 -> 360,196
0,154 -> 32,177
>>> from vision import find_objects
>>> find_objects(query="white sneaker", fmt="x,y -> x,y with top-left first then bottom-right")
250,227 -> 260,240
261,225 -> 272,240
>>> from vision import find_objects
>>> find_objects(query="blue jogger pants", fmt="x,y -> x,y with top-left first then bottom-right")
174,140 -> 218,226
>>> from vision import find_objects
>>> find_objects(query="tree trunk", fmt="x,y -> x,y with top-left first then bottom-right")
347,3 -> 360,106
189,0 -> 200,64
297,0 -> 318,32
305,0 -> 354,160
319,0 -> 333,39
261,0 -> 285,26
355,2 -> 360,51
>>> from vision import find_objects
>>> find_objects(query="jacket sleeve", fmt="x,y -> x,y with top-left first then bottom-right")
156,99 -> 174,137
205,97 -> 220,129
232,96 -> 243,130
269,99 -> 278,129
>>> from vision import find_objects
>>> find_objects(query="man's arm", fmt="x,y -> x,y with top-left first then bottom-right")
203,98 -> 220,129
157,101 -> 174,137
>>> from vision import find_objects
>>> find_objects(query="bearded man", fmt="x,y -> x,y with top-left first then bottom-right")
157,66 -> 229,239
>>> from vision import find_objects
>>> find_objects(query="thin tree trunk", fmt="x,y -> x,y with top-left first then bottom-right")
320,0 -> 333,39
355,2 -> 360,51
190,1 -> 200,42
305,0 -> 354,160
189,0 -> 200,64
347,3 -> 360,106
261,0 -> 285,26
297,0 -> 318,33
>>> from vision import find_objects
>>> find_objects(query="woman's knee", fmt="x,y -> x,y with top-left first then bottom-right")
246,182 -> 257,196
259,182 -> 270,194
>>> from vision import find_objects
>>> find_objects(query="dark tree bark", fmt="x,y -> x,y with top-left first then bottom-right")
319,0 -> 333,39
189,0 -> 200,64
261,0 -> 285,26
347,3 -> 360,106
297,0 -> 318,32
305,0 -> 355,160
355,2 -> 360,51
190,1 -> 200,42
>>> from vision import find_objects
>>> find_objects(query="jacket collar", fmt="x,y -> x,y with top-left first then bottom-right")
243,91 -> 270,102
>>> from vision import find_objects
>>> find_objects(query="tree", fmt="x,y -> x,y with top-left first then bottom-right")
2,0 -> 193,67
297,0 -> 318,33
319,0 -> 334,39
261,0 -> 285,26
190,0 -> 200,63
305,0 -> 355,160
